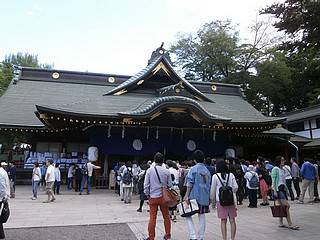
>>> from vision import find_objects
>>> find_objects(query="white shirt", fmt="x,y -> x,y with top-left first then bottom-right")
283,165 -> 292,180
45,165 -> 55,182
32,167 -> 41,181
67,166 -> 74,178
54,168 -> 61,181
0,167 -> 10,199
244,171 -> 259,190
169,167 -> 179,185
210,173 -> 238,203
278,168 -> 286,186
87,162 -> 100,177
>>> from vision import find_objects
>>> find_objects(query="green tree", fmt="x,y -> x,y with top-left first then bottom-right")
170,20 -> 239,81
252,52 -> 292,116
262,0 -> 320,109
262,0 -> 320,53
0,53 -> 53,95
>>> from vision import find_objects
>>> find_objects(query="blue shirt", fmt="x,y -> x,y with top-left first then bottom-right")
301,161 -> 316,180
205,165 -> 215,176
186,163 -> 211,206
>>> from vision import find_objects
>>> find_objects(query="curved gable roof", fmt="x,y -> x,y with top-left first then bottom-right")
104,54 -> 213,102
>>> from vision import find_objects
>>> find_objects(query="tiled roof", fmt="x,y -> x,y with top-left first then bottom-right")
280,104 -> 320,123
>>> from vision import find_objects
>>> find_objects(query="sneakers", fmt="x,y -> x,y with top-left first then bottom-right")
137,208 -> 142,212
297,200 -> 304,204
31,197 -> 37,200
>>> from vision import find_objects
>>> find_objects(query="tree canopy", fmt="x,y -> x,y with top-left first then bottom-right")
170,1 -> 320,116
0,53 -> 53,96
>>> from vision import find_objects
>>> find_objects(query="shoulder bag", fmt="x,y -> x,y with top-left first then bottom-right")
0,199 -> 10,223
154,166 -> 179,208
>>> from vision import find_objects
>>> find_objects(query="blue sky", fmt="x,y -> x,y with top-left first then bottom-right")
0,0 -> 280,75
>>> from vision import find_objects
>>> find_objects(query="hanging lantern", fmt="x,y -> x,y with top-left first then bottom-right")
107,125 -> 111,138
122,126 -> 125,139
156,127 -> 159,140
213,130 -> 216,142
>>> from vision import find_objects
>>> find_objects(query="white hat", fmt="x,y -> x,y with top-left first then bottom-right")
1,162 -> 8,166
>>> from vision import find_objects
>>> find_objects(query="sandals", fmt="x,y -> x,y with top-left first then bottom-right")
288,225 -> 300,230
279,225 -> 288,228
279,225 -> 300,230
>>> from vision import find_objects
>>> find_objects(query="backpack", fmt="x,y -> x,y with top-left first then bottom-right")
216,173 -> 234,206
122,168 -> 133,185
249,172 -> 259,188
81,163 -> 88,176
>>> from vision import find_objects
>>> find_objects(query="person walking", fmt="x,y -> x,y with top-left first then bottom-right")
54,164 -> 61,195
122,162 -> 134,204
211,160 -> 238,240
185,150 -> 211,240
67,164 -> 75,190
167,160 -> 179,222
137,164 -> 149,212
44,160 -> 55,203
244,165 -> 259,208
290,157 -> 300,200
40,164 -> 47,188
256,162 -> 270,206
283,161 -> 294,201
80,161 -> 101,195
132,161 -> 141,194
230,158 -> 245,205
271,156 -> 299,230
0,161 -> 10,239
144,152 -> 172,240
7,163 -> 16,198
178,161 -> 190,202
118,162 -> 126,201
31,163 -> 41,200
74,165 -> 82,192
298,158 -> 316,204
312,160 -> 320,202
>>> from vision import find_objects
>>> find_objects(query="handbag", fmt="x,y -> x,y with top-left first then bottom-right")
270,200 -> 287,218
177,199 -> 199,217
0,200 -> 10,223
154,166 -> 179,208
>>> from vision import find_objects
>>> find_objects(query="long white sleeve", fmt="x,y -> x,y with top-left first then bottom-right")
210,175 -> 217,202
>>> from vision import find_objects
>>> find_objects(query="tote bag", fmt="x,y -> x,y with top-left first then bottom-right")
270,201 -> 287,218
177,199 -> 199,217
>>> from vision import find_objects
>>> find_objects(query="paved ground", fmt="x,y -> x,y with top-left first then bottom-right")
4,186 -> 320,239
5,223 -> 136,240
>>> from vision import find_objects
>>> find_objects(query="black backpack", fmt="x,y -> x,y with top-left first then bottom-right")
81,163 -> 88,176
122,168 -> 133,185
216,173 -> 234,206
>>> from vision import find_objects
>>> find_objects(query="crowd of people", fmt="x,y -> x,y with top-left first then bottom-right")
31,160 -> 101,202
113,152 -> 320,240
0,152 -> 319,239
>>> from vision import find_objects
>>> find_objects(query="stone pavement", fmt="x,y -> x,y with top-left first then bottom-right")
5,186 -> 320,240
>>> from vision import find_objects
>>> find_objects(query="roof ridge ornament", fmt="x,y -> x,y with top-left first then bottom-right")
148,42 -> 172,65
